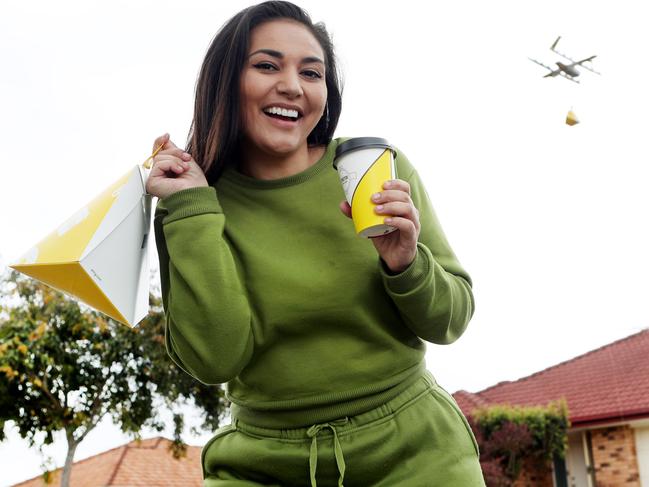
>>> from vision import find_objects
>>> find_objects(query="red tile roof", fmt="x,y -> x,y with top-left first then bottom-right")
13,437 -> 202,487
454,390 -> 490,413
453,329 -> 649,427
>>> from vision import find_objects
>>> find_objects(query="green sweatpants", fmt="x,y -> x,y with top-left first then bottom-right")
202,372 -> 485,486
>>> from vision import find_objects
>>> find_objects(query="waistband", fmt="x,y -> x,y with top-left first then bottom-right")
231,364 -> 434,431
233,369 -> 437,487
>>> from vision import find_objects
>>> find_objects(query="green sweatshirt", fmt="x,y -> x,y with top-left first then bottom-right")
154,138 -> 474,427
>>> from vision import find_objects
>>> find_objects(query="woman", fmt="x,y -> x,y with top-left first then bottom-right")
147,1 -> 484,485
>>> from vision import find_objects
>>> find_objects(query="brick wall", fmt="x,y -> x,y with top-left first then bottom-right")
591,425 -> 641,486
513,458 -> 553,487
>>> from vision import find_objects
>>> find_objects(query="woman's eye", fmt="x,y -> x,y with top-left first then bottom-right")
253,62 -> 277,71
302,70 -> 323,79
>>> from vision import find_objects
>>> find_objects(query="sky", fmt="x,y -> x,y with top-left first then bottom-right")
1,0 -> 648,484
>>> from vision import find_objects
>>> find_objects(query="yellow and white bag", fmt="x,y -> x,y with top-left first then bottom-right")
10,151 -> 160,327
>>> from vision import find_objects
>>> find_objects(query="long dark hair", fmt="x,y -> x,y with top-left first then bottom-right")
186,1 -> 343,184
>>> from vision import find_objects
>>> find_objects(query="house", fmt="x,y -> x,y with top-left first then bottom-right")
12,437 -> 202,487
454,329 -> 649,487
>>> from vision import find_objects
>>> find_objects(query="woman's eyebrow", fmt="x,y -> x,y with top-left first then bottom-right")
248,48 -> 324,65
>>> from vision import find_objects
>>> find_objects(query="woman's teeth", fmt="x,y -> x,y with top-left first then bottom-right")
263,107 -> 299,119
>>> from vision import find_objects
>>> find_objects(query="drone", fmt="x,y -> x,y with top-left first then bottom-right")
529,36 -> 601,83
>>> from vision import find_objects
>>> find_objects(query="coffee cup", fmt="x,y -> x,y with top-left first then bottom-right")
333,137 -> 398,238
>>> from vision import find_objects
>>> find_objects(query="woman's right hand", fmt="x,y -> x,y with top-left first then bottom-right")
145,133 -> 208,199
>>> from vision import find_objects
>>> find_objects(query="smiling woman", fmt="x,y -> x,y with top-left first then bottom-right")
239,19 -> 329,179
145,1 -> 483,486
171,2 -> 343,186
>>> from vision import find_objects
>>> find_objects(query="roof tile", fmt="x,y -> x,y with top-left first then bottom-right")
453,329 -> 649,427
12,437 -> 202,487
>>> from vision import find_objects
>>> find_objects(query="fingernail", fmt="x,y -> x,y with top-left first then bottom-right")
384,181 -> 392,188
371,193 -> 381,201
385,218 -> 393,223
375,205 -> 384,212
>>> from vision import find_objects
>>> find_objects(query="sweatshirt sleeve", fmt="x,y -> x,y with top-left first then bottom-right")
378,149 -> 475,344
154,186 -> 254,385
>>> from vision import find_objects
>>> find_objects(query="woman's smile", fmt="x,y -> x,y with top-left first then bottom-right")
261,104 -> 303,127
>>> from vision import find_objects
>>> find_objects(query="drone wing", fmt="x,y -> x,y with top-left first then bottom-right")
550,36 -> 577,63
551,36 -> 601,75
528,57 -> 555,73
573,56 -> 601,75
551,36 -> 561,50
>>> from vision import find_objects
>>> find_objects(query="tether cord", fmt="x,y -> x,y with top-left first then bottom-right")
306,418 -> 349,487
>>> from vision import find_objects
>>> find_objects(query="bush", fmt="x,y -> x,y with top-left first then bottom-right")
470,400 -> 569,486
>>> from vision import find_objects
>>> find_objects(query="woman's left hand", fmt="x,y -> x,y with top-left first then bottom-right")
339,179 -> 420,274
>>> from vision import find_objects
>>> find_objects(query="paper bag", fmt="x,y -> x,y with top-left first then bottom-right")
11,165 -> 152,327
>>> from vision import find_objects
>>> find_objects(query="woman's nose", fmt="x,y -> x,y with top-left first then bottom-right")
276,72 -> 303,98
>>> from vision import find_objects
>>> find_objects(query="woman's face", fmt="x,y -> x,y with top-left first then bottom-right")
240,19 -> 327,159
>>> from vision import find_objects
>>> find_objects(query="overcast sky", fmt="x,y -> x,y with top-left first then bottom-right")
2,0 -> 648,484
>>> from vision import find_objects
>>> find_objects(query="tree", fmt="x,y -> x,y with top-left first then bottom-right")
0,271 -> 228,486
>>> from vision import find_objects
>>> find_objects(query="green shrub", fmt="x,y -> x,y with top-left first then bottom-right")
469,400 -> 569,485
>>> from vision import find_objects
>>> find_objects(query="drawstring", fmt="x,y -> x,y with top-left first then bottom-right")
306,417 -> 349,487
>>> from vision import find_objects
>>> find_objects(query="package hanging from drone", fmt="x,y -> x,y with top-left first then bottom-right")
10,161 -> 155,328
566,110 -> 579,126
